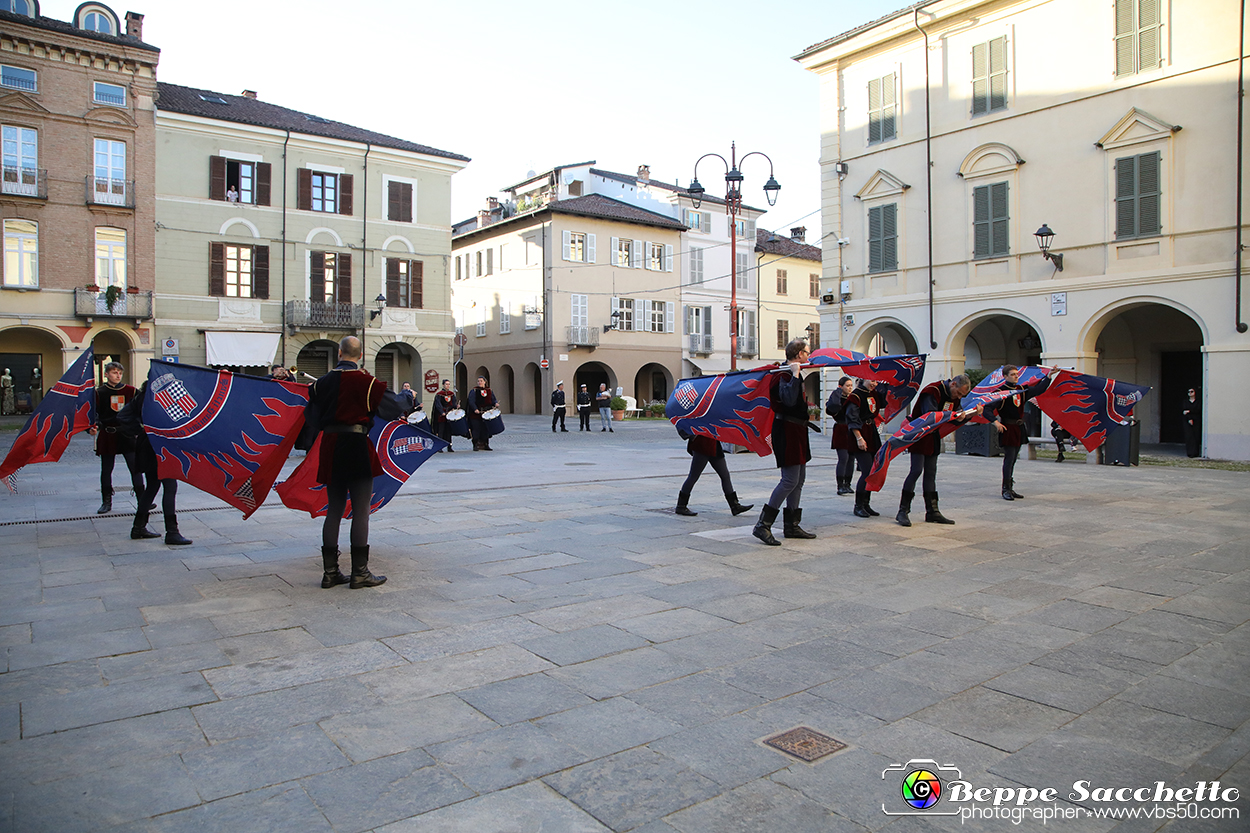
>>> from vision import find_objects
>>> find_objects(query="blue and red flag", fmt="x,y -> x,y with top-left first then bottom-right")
276,419 -> 446,517
141,360 -> 309,518
665,349 -> 925,457
966,366 -> 1150,452
0,347 -> 96,493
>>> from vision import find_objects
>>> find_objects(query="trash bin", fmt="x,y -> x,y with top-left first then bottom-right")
1102,418 -> 1141,466
955,422 -> 1001,457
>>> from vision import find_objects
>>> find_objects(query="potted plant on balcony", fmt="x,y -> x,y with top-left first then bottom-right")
85,283 -> 100,292
610,396 -> 627,421
126,285 -> 139,295
104,284 -> 123,313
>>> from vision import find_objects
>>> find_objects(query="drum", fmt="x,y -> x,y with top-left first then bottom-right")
445,408 -> 470,438
406,410 -> 428,426
482,407 -> 505,437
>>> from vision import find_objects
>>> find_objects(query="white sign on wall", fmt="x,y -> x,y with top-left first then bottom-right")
162,338 -> 179,355
1051,293 -> 1067,316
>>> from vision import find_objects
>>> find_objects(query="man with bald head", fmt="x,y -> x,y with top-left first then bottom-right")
306,336 -> 388,589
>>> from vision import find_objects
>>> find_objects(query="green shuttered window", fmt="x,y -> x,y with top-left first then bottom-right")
1115,0 -> 1162,77
868,203 -> 898,273
1115,151 -> 1161,239
971,36 -> 1008,116
973,182 -> 1010,258
867,73 -> 896,144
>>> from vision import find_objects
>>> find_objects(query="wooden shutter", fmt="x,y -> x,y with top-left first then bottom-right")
665,301 -> 674,334
1138,0 -> 1161,71
631,239 -> 642,269
1115,0 -> 1136,77
209,156 -> 227,201
338,174 -> 353,215
664,244 -> 673,272
1137,151 -> 1161,236
255,162 -> 272,206
209,242 -> 225,295
297,168 -> 312,211
868,77 -> 882,143
882,203 -> 897,271
611,237 -> 620,265
881,73 -> 896,140
388,182 -> 402,222
972,42 -> 989,115
337,253 -> 352,303
868,206 -> 884,272
562,230 -> 572,261
703,307 -> 712,340
973,185 -> 991,257
990,181 -> 1010,256
1115,155 -> 1137,237
386,258 -> 401,306
411,261 -> 423,309
310,251 -> 325,301
989,37 -> 1008,112
586,234 -> 596,262
253,246 -> 269,299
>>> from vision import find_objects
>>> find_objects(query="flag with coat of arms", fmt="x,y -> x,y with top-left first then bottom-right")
0,347 -> 97,492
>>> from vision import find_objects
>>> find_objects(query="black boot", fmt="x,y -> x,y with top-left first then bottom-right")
896,490 -> 914,527
783,508 -> 816,539
863,492 -> 879,516
853,485 -> 872,518
321,545 -> 348,588
1009,479 -> 1024,500
675,491 -> 698,516
131,526 -> 160,539
752,505 -> 780,546
164,521 -> 193,546
837,477 -> 853,496
924,491 -> 955,524
1002,476 -> 1015,501
725,491 -> 753,516
1054,451 -> 1064,463
97,490 -> 113,515
349,545 -> 386,588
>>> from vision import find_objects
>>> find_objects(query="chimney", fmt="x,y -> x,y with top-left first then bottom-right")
241,90 -> 258,100
487,197 -> 500,211
637,165 -> 650,182
790,226 -> 806,243
124,12 -> 144,40
477,210 -> 490,229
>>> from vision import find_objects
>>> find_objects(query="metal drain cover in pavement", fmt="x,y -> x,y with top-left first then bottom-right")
438,469 -> 474,473
762,727 -> 846,763
565,462 -> 595,466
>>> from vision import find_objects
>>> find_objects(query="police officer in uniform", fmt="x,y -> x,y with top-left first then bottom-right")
576,383 -> 593,431
845,378 -> 888,519
551,381 -> 568,432
307,336 -> 394,589
89,361 -> 143,514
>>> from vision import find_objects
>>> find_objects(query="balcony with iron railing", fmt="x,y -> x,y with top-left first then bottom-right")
286,299 -> 365,330
566,325 -> 599,348
688,334 -> 714,355
85,177 -> 134,208
74,287 -> 153,320
2,166 -> 46,199
736,336 -> 757,358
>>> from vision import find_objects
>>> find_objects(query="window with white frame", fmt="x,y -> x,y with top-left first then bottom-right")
738,310 -> 757,352
93,138 -> 126,205
2,125 -> 38,197
224,244 -> 253,297
0,65 -> 36,93
971,36 -> 1009,116
1115,151 -> 1161,239
615,237 -> 633,267
868,72 -> 897,144
972,181 -> 1010,258
647,241 -> 672,271
689,247 -> 703,283
571,293 -> 588,328
310,172 -> 337,213
1115,0 -> 1164,78
94,227 -> 126,289
475,251 -> 482,277
562,230 -> 594,262
3,218 -> 37,287
454,255 -> 462,281
486,247 -> 494,276
684,209 -> 711,233
868,203 -> 898,273
776,268 -> 787,295
93,81 -> 126,107
500,303 -> 510,334
735,252 -> 751,291
649,300 -> 673,333
776,319 -> 789,349
476,313 -> 486,337
612,297 -> 635,331
734,219 -> 756,240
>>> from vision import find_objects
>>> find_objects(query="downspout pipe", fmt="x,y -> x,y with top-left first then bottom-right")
913,5 -> 938,350
362,142 -> 372,357
1237,0 -> 1247,333
280,129 -> 291,365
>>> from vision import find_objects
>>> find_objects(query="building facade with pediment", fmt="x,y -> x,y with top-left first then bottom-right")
797,0 -> 1249,459
0,3 -> 160,393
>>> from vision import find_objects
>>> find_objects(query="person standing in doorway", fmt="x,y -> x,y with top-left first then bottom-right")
596,383 -> 614,433
551,381 -> 568,433
1182,387 -> 1202,458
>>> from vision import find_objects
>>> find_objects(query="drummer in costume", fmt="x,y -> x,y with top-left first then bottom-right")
845,379 -> 888,519
307,336 -> 390,589
895,374 -> 977,527
468,376 -> 498,451
551,381 -> 568,433
752,339 -> 817,545
673,430 -> 753,518
88,361 -> 144,515
826,376 -> 855,496
432,379 -> 458,452
576,383 -> 593,431
989,365 -> 1056,500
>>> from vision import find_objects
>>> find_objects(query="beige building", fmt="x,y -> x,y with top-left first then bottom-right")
755,226 -> 823,368
797,0 -> 1250,459
451,193 -> 685,413
153,84 -> 469,400
0,3 -> 158,395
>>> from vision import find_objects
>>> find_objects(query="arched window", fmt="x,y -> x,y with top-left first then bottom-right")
1,0 -> 36,18
75,4 -> 120,35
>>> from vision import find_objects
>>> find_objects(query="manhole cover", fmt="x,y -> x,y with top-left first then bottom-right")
565,462 -> 596,466
762,727 -> 846,763
439,469 -> 473,473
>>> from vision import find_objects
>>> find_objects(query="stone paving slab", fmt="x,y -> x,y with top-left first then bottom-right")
0,417 -> 1246,831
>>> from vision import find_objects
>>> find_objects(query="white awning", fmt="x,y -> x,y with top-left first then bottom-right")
687,358 -> 733,376
205,331 -> 281,367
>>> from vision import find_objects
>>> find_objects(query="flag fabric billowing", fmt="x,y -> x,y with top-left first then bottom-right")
141,360 -> 309,518
0,347 -> 96,493
863,386 -> 1025,492
665,349 -> 926,457
966,366 -> 1150,452
276,419 -> 446,517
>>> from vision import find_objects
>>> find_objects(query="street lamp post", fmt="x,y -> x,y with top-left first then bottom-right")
687,142 -> 780,371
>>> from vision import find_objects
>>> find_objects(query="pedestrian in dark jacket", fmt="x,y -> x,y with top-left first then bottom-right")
753,339 -> 817,545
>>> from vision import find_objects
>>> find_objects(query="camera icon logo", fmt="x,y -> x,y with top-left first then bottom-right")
882,759 -> 962,816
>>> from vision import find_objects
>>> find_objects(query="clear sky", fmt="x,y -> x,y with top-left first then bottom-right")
47,0 -> 906,241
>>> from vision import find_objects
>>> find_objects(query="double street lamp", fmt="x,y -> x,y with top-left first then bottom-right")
687,142 -> 780,370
